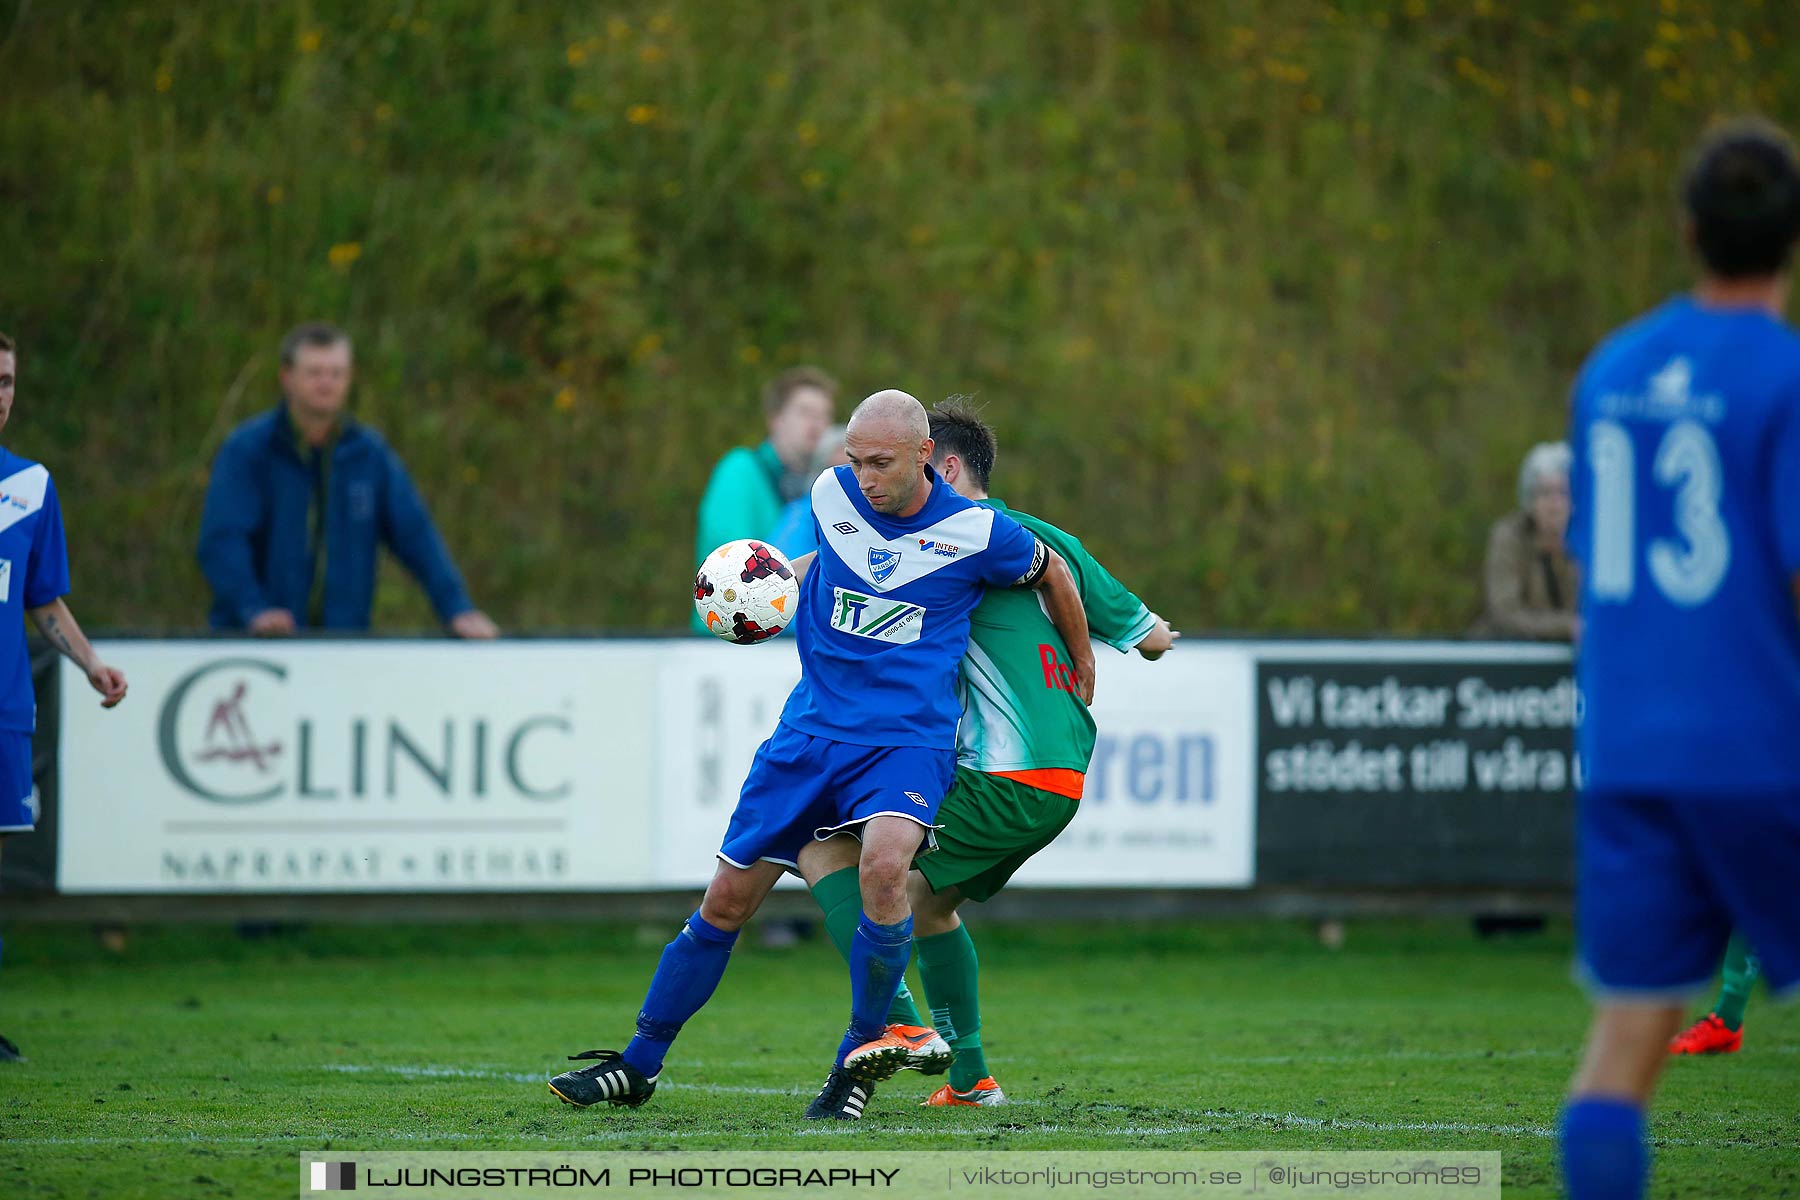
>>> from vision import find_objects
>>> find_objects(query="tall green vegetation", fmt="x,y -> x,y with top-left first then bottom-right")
2,1 -> 1790,632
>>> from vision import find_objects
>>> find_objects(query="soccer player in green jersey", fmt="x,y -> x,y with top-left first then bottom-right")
797,399 -> 1178,1106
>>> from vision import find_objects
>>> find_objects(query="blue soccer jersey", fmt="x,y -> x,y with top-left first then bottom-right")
1567,295 -> 1800,793
778,464 -> 1045,750
0,450 -> 71,733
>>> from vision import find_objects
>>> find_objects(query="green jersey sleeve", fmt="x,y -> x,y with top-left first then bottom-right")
1006,507 -> 1155,653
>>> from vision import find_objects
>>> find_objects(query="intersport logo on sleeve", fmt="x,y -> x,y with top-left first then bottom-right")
830,587 -> 925,644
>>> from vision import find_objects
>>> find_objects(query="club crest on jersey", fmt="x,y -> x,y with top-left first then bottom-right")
831,587 -> 925,644
868,546 -> 901,584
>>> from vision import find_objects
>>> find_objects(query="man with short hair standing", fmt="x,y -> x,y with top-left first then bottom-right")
0,331 -> 129,1062
197,323 -> 497,637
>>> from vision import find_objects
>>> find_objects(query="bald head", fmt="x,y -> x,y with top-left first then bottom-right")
844,389 -> 936,517
847,389 -> 930,443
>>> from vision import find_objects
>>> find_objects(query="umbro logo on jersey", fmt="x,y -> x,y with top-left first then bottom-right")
831,587 -> 925,644
833,522 -> 859,536
904,791 -> 928,807
918,539 -> 960,558
868,547 -> 901,584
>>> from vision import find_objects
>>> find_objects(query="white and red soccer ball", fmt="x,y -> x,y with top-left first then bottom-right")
694,539 -> 799,644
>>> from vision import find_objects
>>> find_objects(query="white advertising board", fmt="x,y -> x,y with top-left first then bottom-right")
1010,643 -> 1256,887
57,638 -> 1257,893
649,641 -> 1257,889
650,640 -> 803,888
57,642 -> 662,892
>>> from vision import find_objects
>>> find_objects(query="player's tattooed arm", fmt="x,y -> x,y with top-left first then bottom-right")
26,598 -> 128,708
1032,549 -> 1096,704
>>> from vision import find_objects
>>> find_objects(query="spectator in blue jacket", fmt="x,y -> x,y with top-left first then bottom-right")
197,323 -> 499,638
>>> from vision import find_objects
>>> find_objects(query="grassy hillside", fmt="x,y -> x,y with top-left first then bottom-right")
2,0 -> 1792,632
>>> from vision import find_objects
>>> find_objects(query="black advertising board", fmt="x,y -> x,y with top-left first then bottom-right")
1256,652 -> 1577,887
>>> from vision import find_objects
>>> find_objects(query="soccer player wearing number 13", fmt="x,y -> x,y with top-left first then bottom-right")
1559,119 -> 1800,1200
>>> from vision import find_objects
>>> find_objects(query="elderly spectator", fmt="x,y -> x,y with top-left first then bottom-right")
692,366 -> 835,631
197,322 -> 498,638
1472,441 -> 1578,640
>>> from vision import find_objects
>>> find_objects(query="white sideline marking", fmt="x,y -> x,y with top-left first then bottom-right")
322,1062 -> 809,1096
10,1117 -> 1735,1150
15,1056 -> 1785,1150
1203,1047 -> 1572,1067
790,1115 -> 1558,1141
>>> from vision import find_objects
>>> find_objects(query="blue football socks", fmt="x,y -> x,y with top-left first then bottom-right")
836,913 -> 913,1066
1560,1096 -> 1648,1200
621,911 -> 738,1079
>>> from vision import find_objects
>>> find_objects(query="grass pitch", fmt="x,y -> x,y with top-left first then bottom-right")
2,918 -> 1796,1198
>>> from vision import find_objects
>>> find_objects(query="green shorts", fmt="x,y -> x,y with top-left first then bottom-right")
914,767 -> 1079,903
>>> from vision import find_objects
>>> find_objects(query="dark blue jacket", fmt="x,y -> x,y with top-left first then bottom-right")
197,404 -> 474,630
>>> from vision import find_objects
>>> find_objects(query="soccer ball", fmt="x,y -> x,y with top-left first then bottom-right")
694,539 -> 800,644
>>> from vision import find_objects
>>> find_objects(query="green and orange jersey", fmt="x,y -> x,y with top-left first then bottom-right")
955,499 -> 1154,799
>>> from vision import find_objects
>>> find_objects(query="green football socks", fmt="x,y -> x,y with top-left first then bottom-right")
918,923 -> 989,1092
807,866 -> 925,1027
1714,935 -> 1760,1032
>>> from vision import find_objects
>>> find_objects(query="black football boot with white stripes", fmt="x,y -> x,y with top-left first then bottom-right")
548,1049 -> 658,1108
803,1064 -> 874,1120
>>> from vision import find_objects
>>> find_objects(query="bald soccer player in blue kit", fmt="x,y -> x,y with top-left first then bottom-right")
547,390 -> 1094,1120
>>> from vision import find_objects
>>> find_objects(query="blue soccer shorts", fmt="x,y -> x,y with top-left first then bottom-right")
0,731 -> 38,834
1576,788 -> 1800,1001
717,723 -> 955,870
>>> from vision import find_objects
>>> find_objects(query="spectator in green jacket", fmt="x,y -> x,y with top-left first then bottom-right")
692,367 -> 836,632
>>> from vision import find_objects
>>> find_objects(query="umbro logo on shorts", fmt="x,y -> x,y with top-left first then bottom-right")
830,587 -> 925,644
904,791 -> 928,807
